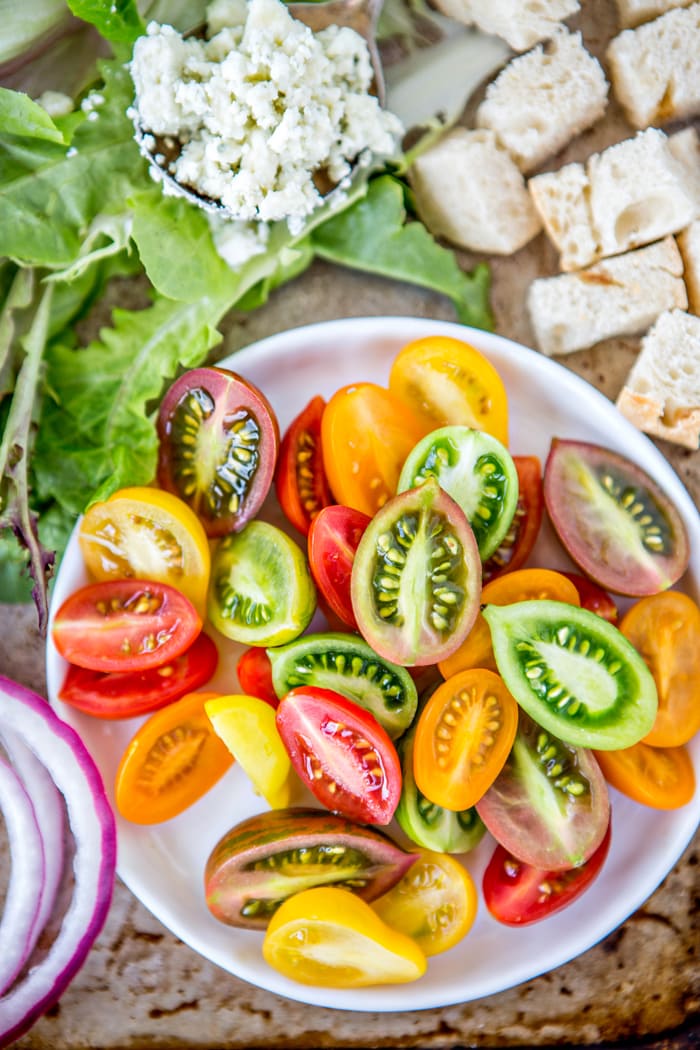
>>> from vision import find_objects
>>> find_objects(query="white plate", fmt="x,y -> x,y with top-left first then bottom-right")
46,316 -> 700,1012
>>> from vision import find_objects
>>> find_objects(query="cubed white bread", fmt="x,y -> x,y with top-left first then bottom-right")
429,0 -> 580,52
528,162 -> 599,271
668,127 -> 700,210
606,4 -> 700,127
527,237 -> 687,355
588,128 -> 699,259
475,31 -> 609,174
527,128 -> 699,270
616,309 -> 700,448
408,128 -> 542,255
677,220 -> 700,314
613,0 -> 694,29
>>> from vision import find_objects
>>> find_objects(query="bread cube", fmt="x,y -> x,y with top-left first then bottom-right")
476,31 -> 608,174
528,163 -> 599,271
616,309 -> 700,448
430,0 -> 580,52
409,129 -> 542,255
607,3 -> 700,127
527,237 -> 687,355
677,220 -> 700,315
613,0 -> 694,30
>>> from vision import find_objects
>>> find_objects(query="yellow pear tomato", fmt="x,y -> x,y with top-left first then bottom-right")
205,694 -> 292,809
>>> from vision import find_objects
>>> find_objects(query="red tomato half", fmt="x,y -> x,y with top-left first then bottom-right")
275,395 -> 333,536
58,631 -> 218,719
483,820 -> 612,926
307,504 -> 371,629
236,646 -> 279,708
482,456 -> 543,583
275,686 -> 402,825
52,579 -> 202,672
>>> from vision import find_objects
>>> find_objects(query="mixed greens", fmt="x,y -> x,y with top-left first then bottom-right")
0,0 -> 492,627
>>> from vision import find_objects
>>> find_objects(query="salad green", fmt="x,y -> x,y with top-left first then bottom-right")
0,0 -> 493,627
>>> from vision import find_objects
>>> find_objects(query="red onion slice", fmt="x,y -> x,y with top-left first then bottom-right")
0,757 -> 44,998
0,676 -> 116,1047
0,731 -> 66,965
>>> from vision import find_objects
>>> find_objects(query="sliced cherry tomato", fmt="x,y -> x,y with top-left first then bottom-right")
52,579 -> 202,673
413,669 -> 518,811
397,425 -> 519,561
208,520 -> 316,646
156,366 -> 280,537
388,335 -> 509,446
484,599 -> 658,750
236,646 -> 278,708
114,690 -> 233,823
58,631 -> 218,719
439,567 -> 581,679
476,711 -> 610,871
561,572 -> 619,623
275,395 -> 333,536
351,478 -> 482,667
321,382 -> 430,516
205,694 -> 293,808
372,849 -> 478,955
204,808 -> 417,929
275,686 -> 402,825
262,886 -> 427,987
482,456 -> 544,582
594,741 -> 695,809
483,820 -> 612,926
544,439 -> 690,596
620,590 -> 700,747
307,504 -> 371,629
79,485 -> 210,616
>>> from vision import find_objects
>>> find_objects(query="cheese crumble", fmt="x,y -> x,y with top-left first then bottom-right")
129,0 -> 403,236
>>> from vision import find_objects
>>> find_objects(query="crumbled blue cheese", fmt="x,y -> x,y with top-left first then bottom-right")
130,0 -> 403,235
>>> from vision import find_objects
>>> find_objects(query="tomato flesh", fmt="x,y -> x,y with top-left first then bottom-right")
236,646 -> 279,708
157,366 -> 280,537
562,572 -> 618,623
58,631 -> 218,719
413,669 -> 519,811
594,741 -> 695,810
52,578 -> 202,673
275,687 -> 402,825
482,456 -> 544,582
115,690 -> 233,823
275,395 -> 333,536
483,820 -> 611,925
307,504 -> 371,630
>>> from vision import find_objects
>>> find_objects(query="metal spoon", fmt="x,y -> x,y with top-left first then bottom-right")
132,0 -> 387,220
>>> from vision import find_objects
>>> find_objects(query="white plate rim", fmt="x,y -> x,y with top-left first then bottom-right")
46,315 -> 700,1013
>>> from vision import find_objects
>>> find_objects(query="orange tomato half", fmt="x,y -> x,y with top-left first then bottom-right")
115,691 -> 233,823
438,567 -> 581,678
594,741 -> 695,810
620,590 -> 700,748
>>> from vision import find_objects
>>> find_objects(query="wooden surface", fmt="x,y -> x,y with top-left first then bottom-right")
2,0 -> 700,1045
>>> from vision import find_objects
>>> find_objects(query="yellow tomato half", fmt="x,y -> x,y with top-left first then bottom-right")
205,694 -> 292,808
79,485 -> 211,616
372,849 -> 478,956
262,887 -> 427,987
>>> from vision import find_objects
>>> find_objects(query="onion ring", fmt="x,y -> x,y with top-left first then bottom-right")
0,676 -> 116,1047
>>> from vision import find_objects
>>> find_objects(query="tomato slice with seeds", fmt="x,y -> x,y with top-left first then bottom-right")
482,456 -> 544,582
620,590 -> 700,747
58,631 -> 218,719
79,485 -> 210,617
307,504 -> 371,630
115,690 -> 233,823
52,578 -> 202,673
594,741 -> 695,810
275,395 -> 333,536
321,383 -> 430,516
157,366 -> 280,537
412,668 -> 518,811
438,567 -> 580,679
388,335 -> 509,446
483,820 -> 611,926
275,686 -> 402,826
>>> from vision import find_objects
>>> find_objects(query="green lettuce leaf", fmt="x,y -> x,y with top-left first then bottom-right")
0,87 -> 67,143
67,0 -> 145,44
312,175 -> 493,330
